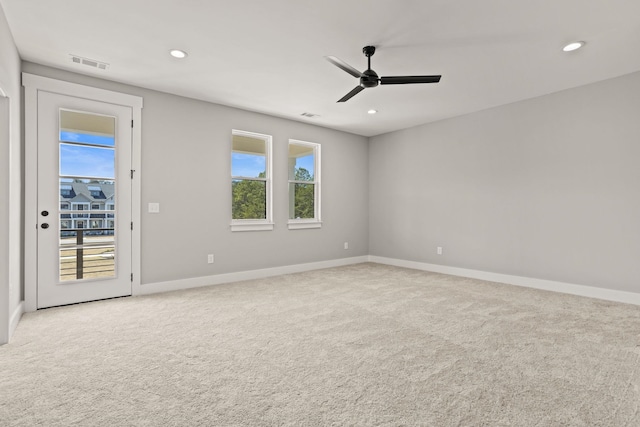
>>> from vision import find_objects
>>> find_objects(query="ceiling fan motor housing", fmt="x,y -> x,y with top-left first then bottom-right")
361,69 -> 379,88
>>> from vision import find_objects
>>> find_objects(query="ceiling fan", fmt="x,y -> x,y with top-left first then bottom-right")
325,46 -> 441,102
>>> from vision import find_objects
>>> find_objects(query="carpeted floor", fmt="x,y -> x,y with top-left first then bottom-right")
1,263 -> 639,426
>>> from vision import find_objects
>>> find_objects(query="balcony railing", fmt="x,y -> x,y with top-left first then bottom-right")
59,228 -> 115,281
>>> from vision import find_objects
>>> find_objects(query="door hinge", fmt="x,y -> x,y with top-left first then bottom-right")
130,169 -> 135,179
131,119 -> 134,128
131,221 -> 133,230
131,273 -> 133,282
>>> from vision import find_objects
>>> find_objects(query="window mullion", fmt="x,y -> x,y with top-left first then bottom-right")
288,180 -> 316,185
232,177 -> 267,182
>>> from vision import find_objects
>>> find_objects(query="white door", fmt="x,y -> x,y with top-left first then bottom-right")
37,91 -> 133,308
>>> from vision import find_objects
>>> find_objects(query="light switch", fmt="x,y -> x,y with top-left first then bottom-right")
148,202 -> 160,213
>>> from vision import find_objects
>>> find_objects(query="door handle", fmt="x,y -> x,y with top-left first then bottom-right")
41,223 -> 49,229
41,210 -> 49,216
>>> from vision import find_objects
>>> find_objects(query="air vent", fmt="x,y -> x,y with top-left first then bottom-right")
70,55 -> 109,70
301,112 -> 319,118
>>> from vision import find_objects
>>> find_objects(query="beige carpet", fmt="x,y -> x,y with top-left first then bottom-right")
1,263 -> 639,426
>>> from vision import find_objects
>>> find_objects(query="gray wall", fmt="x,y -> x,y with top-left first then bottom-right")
0,3 -> 22,343
22,62 -> 369,285
13,50 -> 640,313
370,71 -> 640,293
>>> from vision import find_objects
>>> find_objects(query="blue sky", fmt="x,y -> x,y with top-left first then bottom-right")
294,155 -> 314,176
59,131 -> 115,179
60,144 -> 115,178
232,153 -> 314,178
231,153 -> 265,177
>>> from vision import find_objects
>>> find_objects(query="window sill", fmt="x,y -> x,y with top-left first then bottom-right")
231,222 -> 274,232
288,221 -> 322,230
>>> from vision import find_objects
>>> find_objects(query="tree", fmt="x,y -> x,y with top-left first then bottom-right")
231,168 -> 316,220
232,172 -> 266,219
295,167 -> 312,181
292,167 -> 314,219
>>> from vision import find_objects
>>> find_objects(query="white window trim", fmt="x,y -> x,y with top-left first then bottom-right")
288,220 -> 322,230
231,129 -> 273,232
287,139 -> 321,230
230,220 -> 275,232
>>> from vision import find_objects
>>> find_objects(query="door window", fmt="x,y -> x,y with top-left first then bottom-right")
58,109 -> 116,281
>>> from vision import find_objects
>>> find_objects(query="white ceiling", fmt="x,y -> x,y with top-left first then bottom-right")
2,0 -> 640,137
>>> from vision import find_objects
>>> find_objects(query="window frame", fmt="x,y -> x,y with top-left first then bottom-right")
72,202 -> 90,219
60,184 -> 72,197
287,139 -> 321,230
230,129 -> 273,232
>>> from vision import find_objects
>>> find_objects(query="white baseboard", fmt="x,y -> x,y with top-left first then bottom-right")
368,256 -> 640,306
136,256 -> 370,296
9,301 -> 24,340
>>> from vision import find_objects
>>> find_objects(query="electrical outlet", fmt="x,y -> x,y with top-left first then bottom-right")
437,246 -> 443,255
208,254 -> 214,264
344,242 -> 349,250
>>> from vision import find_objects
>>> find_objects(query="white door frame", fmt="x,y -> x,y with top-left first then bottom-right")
23,73 -> 143,312
0,89 -> 9,343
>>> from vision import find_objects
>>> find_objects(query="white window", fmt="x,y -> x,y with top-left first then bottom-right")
60,184 -> 72,197
73,203 -> 89,218
88,185 -> 102,198
106,202 -> 114,219
231,130 -> 273,231
288,140 -> 321,229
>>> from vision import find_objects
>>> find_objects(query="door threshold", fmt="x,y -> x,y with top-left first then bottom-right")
38,294 -> 131,310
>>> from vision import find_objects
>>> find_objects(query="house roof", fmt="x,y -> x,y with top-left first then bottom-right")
61,182 -> 114,204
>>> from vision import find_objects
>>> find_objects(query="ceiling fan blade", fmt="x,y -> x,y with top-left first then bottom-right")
325,56 -> 363,78
337,86 -> 365,103
380,75 -> 441,85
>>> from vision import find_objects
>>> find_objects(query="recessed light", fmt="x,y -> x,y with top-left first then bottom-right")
368,109 -> 378,114
169,49 -> 188,59
562,41 -> 585,52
